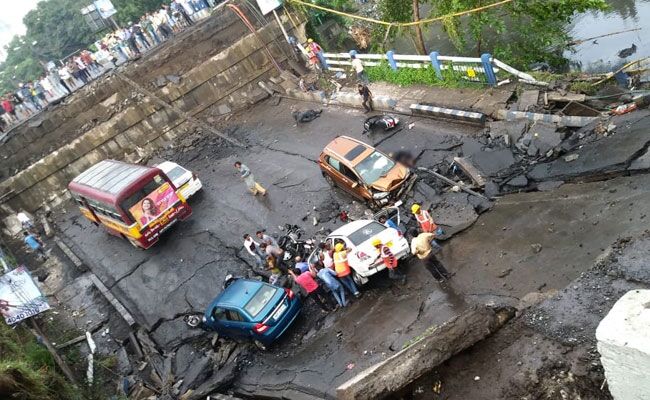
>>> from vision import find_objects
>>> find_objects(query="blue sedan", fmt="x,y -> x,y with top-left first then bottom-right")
203,279 -> 302,349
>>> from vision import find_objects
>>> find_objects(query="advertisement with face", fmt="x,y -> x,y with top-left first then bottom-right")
0,267 -> 50,325
129,182 -> 180,228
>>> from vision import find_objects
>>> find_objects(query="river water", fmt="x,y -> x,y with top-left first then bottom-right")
567,0 -> 649,72
386,0 -> 648,73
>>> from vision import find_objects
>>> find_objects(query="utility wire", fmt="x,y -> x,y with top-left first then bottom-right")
287,0 -> 514,27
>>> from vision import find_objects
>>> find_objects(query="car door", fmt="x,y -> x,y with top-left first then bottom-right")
214,307 -> 251,339
339,163 -> 372,200
323,156 -> 364,199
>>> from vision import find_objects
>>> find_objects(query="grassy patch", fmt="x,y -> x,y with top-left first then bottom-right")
0,322 -> 81,400
366,62 -> 486,89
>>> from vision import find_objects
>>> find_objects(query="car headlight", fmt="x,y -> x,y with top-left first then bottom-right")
373,191 -> 389,200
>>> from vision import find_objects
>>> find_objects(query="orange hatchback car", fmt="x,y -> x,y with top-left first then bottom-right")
319,136 -> 414,207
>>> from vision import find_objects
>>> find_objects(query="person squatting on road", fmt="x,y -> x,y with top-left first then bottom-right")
333,243 -> 361,298
235,161 -> 266,196
256,230 -> 278,248
373,238 -> 406,284
289,266 -> 331,311
409,228 -> 450,283
358,84 -> 373,113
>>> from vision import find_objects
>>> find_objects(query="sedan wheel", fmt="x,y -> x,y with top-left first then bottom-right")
253,339 -> 267,351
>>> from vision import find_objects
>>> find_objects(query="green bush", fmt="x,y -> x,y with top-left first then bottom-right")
366,62 -> 482,89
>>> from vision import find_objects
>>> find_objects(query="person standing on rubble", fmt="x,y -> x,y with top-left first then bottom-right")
306,39 -> 328,71
235,161 -> 267,196
411,203 -> 436,233
333,243 -> 361,298
409,228 -> 450,283
373,238 -> 406,284
358,84 -> 373,113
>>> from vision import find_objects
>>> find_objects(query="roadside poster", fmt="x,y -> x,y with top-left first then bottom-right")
93,0 -> 117,19
0,267 -> 50,325
255,0 -> 282,15
129,182 -> 180,227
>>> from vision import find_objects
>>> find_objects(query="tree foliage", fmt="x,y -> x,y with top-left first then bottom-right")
377,0 -> 608,69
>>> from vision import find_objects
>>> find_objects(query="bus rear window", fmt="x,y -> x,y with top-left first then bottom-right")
121,175 -> 181,227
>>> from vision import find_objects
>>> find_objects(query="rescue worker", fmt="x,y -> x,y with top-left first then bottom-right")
372,238 -> 406,284
409,228 -> 450,283
306,38 -> 327,70
411,203 -> 436,233
333,243 -> 361,298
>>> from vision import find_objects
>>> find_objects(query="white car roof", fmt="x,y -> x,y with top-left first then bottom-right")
330,219 -> 377,237
157,161 -> 187,173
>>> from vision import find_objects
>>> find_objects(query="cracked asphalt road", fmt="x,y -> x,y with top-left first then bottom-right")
53,98 -> 650,398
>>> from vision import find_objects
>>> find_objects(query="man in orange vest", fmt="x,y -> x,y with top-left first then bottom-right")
411,203 -> 436,233
333,243 -> 361,298
412,203 -> 442,250
372,238 -> 406,284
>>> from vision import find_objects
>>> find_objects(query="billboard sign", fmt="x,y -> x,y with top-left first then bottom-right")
129,181 -> 180,228
93,0 -> 117,19
256,0 -> 282,15
0,267 -> 50,325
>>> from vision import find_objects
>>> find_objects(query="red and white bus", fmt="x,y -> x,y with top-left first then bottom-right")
68,160 -> 192,249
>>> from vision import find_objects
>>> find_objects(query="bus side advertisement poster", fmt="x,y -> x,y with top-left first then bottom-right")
129,182 -> 180,228
0,267 -> 50,325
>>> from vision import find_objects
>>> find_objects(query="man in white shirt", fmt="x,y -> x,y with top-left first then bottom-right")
243,234 -> 264,267
351,54 -> 368,84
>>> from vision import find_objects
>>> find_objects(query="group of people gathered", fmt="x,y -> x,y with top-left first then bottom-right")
1,0 -> 220,133
242,202 -> 451,313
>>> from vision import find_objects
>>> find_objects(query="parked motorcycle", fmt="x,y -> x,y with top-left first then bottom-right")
277,224 -> 315,262
363,115 -> 400,134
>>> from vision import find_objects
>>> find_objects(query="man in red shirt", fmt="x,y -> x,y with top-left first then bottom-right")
289,267 -> 331,311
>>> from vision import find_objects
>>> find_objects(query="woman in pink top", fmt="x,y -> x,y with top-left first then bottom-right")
289,267 -> 331,311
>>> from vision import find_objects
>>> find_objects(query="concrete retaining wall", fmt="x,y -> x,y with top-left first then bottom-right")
0,17 -> 306,212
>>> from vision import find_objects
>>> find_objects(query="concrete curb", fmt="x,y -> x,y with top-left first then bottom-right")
496,109 -> 599,128
410,103 -> 487,125
282,89 -> 486,125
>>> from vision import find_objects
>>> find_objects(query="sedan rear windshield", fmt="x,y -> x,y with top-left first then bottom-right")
165,166 -> 188,182
348,222 -> 386,246
355,151 -> 395,184
244,285 -> 279,318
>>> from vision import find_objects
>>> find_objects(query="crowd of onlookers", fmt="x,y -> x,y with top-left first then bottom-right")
1,0 -> 220,133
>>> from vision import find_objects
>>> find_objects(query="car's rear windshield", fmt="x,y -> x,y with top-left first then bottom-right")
165,166 -> 187,182
244,285 -> 279,318
348,222 -> 386,246
355,151 -> 395,184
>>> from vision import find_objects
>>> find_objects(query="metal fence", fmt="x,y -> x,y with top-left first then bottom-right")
322,50 -> 545,87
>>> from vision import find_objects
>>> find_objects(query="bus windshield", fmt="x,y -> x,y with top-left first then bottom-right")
120,174 -> 181,227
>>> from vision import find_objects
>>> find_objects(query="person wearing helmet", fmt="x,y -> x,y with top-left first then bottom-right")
333,242 -> 361,298
306,38 -> 327,71
411,203 -> 437,233
372,238 -> 406,284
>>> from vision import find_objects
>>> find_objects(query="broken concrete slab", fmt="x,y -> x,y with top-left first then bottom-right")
469,149 -> 516,177
629,148 -> 650,171
488,120 -> 527,144
560,101 -> 601,117
431,193 -> 479,235
178,354 -> 213,394
516,90 -> 539,111
453,157 -> 486,187
506,175 -> 528,187
528,116 -> 650,181
151,317 -> 207,350
528,121 -> 561,154
546,92 -> 587,103
336,306 -> 514,400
